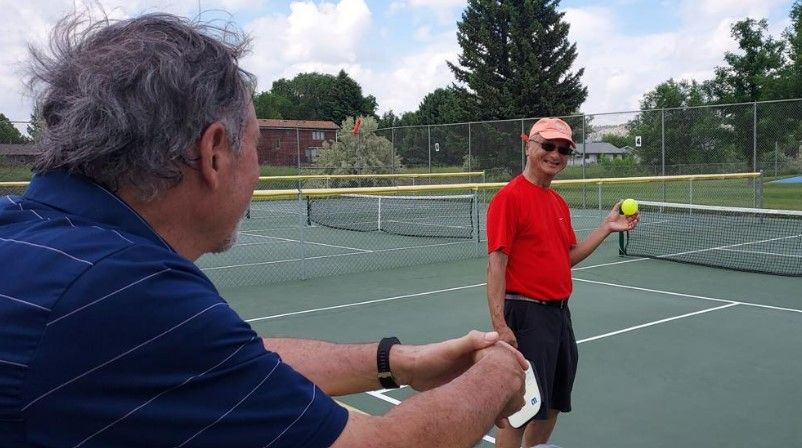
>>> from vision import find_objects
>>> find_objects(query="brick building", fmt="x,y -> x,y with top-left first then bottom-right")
256,119 -> 339,168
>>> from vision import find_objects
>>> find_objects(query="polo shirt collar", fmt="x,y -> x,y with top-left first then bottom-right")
25,170 -> 174,252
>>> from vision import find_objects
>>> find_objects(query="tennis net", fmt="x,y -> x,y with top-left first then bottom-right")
620,201 -> 802,276
307,193 -> 477,239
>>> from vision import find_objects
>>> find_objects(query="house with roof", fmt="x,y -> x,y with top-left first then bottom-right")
256,119 -> 339,168
0,143 -> 38,164
569,142 -> 632,165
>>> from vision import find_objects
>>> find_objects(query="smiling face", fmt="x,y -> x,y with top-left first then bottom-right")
525,135 -> 571,185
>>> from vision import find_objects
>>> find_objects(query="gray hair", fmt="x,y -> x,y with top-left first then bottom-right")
27,12 -> 257,200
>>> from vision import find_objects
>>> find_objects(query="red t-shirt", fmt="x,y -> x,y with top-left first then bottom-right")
486,175 -> 577,300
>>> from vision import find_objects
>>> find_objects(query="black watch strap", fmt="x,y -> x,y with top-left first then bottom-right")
377,337 -> 401,389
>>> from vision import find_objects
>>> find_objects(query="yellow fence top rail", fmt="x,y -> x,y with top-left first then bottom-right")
251,172 -> 761,200
1,172 -> 761,197
258,171 -> 485,181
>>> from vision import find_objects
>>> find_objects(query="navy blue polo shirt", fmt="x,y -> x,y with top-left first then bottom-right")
0,171 -> 347,447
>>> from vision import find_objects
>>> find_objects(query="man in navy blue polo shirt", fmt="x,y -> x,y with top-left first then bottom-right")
0,12 -> 527,448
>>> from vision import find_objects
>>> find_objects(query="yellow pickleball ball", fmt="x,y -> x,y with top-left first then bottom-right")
621,198 -> 638,216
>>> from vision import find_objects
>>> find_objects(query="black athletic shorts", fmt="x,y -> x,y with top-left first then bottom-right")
504,295 -> 578,419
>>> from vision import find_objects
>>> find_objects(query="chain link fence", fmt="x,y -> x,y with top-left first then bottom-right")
374,98 -> 802,181
3,98 -> 801,182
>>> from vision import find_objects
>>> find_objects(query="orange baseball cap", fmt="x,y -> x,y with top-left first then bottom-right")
529,117 -> 576,148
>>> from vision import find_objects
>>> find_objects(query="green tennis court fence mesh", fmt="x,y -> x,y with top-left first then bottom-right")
619,201 -> 801,276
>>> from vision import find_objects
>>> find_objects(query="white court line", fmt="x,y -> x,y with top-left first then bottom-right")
576,303 -> 740,343
239,231 -> 372,253
573,277 -> 802,314
366,390 -> 497,444
244,283 -> 486,323
654,233 -> 802,259
720,247 -> 802,259
244,275 -> 802,323
572,257 -> 651,270
202,240 -> 471,271
318,276 -> 800,441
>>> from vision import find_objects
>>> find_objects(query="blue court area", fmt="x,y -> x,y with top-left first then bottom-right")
218,230 -> 802,447
769,175 -> 802,183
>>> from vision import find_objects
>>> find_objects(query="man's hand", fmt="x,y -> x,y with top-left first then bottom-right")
605,200 -> 640,233
390,330 -> 526,391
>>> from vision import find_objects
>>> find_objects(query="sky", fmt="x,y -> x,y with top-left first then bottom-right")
0,0 -> 797,132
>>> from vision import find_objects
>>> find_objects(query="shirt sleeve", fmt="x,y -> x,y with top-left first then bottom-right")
486,188 -> 517,255
23,246 -> 348,448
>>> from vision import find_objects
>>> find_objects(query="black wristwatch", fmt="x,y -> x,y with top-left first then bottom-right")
377,337 -> 401,389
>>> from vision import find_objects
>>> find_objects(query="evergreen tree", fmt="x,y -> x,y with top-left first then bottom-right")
448,0 -> 587,120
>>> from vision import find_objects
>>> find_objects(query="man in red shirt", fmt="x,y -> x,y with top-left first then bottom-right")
487,117 -> 640,447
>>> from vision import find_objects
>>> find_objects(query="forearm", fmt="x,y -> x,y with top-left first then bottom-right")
486,252 -> 508,330
570,221 -> 613,266
264,337 -> 378,396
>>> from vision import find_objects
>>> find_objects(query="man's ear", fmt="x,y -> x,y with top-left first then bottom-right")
195,121 -> 230,190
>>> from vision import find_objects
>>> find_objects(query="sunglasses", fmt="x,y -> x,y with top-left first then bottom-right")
531,139 -> 574,156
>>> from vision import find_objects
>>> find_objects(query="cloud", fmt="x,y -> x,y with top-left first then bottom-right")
387,0 -> 465,23
242,0 -> 372,90
565,1 -> 793,116
363,37 -> 460,114
0,0 -> 202,124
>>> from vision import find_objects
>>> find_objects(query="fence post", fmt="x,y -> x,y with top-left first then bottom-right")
296,128 -> 301,175
427,125 -> 432,173
661,109 -> 666,202
753,102 -> 758,172
581,114 -> 587,208
468,122 -> 472,171
391,127 -> 396,176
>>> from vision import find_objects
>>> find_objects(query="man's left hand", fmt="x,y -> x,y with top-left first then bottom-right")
390,330 -> 527,391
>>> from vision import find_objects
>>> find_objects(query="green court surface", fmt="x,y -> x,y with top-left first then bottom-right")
218,236 -> 802,447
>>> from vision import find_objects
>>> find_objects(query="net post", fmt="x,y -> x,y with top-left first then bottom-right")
377,196 -> 382,231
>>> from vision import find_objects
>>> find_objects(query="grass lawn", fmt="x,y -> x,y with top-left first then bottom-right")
763,183 -> 802,210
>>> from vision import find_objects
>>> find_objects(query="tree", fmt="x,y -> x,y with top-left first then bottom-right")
781,1 -> 802,98
416,87 -> 468,125
0,114 -> 28,144
315,116 -> 402,181
600,134 -> 630,149
330,70 -> 377,124
253,71 -> 377,124
377,110 -> 399,129
253,91 -> 292,119
447,0 -> 586,121
627,79 -> 741,174
710,19 -> 788,170
711,18 -> 785,103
